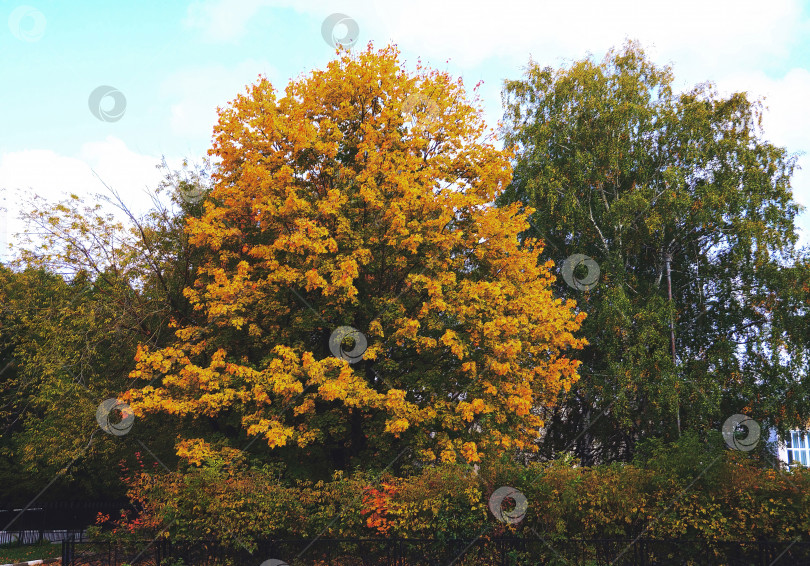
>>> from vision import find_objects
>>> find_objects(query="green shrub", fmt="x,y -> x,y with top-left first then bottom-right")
98,436 -> 810,547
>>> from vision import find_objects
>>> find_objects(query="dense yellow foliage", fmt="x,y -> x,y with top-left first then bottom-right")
123,44 -> 586,468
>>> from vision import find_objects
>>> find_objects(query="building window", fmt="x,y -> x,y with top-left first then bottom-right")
786,431 -> 810,468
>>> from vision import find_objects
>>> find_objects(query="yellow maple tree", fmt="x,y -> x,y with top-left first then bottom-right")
123,43 -> 587,473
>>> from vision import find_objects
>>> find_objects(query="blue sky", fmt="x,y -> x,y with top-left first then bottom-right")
2,0 -> 810,258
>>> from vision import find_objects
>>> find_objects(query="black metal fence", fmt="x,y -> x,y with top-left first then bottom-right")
60,537 -> 810,566
0,500 -> 133,546
1,528 -> 86,546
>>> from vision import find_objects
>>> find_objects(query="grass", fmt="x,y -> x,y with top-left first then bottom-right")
0,540 -> 61,564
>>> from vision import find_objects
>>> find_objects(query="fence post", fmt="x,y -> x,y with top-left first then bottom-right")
157,538 -> 168,565
61,535 -> 73,566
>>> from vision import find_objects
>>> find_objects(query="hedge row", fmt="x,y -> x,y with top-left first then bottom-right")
92,432 -> 810,551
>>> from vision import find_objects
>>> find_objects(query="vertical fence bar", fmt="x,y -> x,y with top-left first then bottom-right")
61,536 -> 73,566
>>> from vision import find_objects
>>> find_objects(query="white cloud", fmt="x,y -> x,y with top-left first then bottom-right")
80,137 -> 167,201
371,0 -> 807,70
180,0 -> 808,71
159,59 -> 278,138
0,138 -> 168,262
712,68 -> 810,247
713,68 -> 810,155
182,0 -> 275,42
